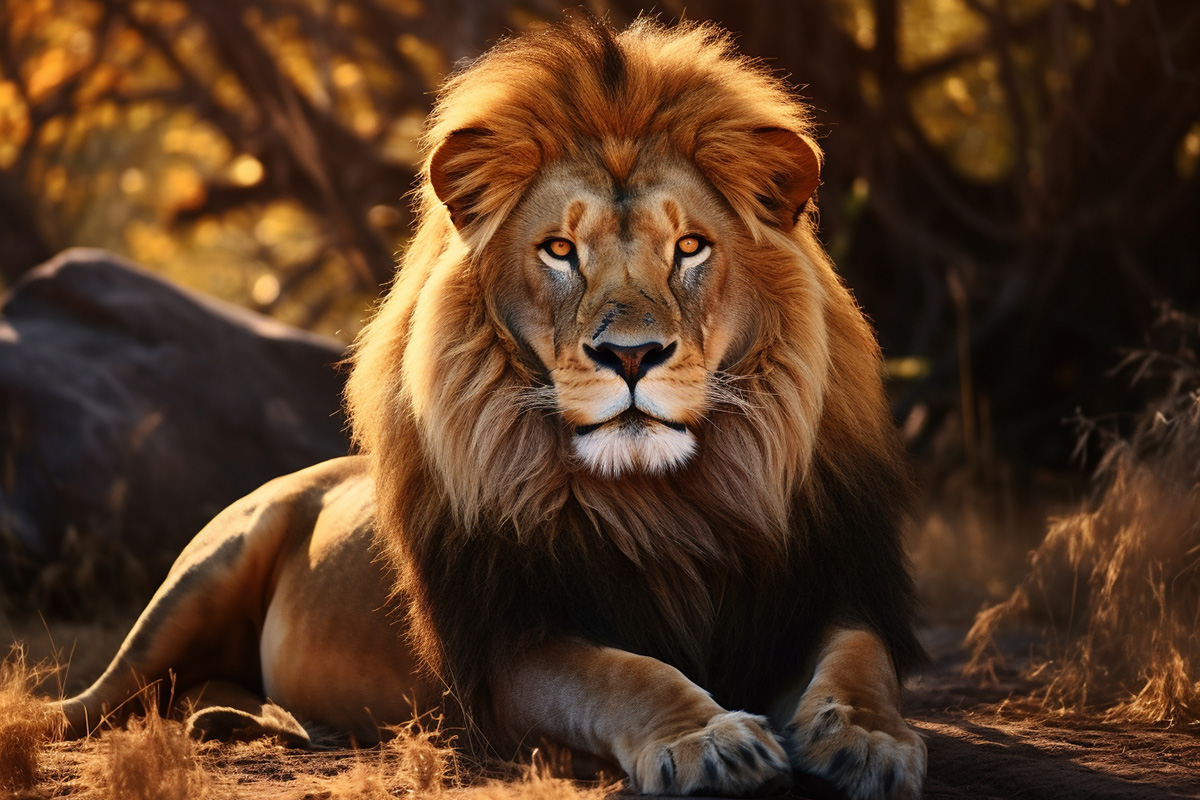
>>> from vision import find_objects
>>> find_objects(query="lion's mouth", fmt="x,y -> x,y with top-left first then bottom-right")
570,408 -> 697,476
574,409 -> 687,436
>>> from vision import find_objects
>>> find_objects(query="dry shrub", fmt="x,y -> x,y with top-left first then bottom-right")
324,720 -> 462,799
83,709 -> 216,800
0,646 -> 62,793
462,767 -> 615,800
323,719 -> 615,800
967,309 -> 1200,725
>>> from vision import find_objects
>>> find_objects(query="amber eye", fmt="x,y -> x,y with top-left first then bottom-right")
538,238 -> 578,271
674,235 -> 712,272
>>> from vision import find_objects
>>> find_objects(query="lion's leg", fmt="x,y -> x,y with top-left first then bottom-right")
492,639 -> 791,797
780,628 -> 925,800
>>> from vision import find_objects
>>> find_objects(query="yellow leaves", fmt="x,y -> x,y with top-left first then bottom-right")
333,62 -> 365,89
330,58 -> 381,138
886,357 -> 932,381
396,34 -> 445,91
380,0 -> 424,19
192,215 -> 221,247
911,61 -> 1015,183
245,8 -> 329,110
829,0 -> 876,51
161,163 -> 206,211
0,82 -> 31,169
119,167 -> 147,195
1178,123 -> 1200,180
251,273 -> 282,306
42,165 -> 68,203
24,48 -> 71,104
11,0 -> 103,102
381,110 -> 425,166
254,201 -> 323,259
109,28 -> 147,67
129,0 -> 190,27
125,218 -> 179,263
367,204 -> 402,230
6,0 -> 426,342
212,73 -> 249,110
162,113 -> 231,171
74,61 -> 119,104
36,115 -> 65,148
228,155 -> 264,187
899,0 -> 989,72
942,75 -> 976,116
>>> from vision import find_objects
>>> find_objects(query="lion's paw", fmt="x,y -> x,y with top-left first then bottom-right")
632,711 -> 791,797
785,699 -> 925,800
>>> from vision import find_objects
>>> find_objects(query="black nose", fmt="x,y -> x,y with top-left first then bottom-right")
583,340 -> 676,386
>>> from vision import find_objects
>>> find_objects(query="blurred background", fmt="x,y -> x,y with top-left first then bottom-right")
1,1 -> 1198,625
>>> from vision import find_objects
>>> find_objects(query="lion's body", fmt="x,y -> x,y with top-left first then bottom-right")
56,17 -> 927,799
58,458 -> 433,746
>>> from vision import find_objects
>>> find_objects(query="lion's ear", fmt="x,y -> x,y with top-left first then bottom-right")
429,127 -> 492,229
754,127 -> 821,229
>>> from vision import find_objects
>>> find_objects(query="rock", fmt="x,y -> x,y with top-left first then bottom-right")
0,249 -> 350,612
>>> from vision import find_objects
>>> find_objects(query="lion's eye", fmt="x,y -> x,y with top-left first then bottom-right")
538,238 -> 578,271
674,235 -> 711,271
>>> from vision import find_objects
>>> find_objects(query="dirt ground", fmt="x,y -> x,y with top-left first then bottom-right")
4,617 -> 1198,799
908,629 -> 1199,799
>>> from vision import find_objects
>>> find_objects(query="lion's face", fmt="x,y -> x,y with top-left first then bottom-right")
485,154 -> 757,477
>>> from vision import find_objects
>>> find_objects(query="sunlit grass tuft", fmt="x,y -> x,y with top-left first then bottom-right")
0,645 -> 63,793
968,310 -> 1200,725
84,699 -> 217,800
323,717 -> 617,800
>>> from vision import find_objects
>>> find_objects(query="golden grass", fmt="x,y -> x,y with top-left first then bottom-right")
0,645 -> 62,793
82,704 -> 219,800
967,316 -> 1200,725
0,627 -> 616,800
323,719 -> 616,800
323,721 -> 462,799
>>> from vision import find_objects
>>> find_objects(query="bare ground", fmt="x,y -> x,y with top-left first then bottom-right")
4,619 -> 1198,799
909,629 -> 1199,800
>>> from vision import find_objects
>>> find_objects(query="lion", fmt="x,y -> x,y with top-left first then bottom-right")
52,16 -> 927,800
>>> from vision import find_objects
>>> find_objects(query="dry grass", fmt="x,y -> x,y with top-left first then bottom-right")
967,309 -> 1200,725
0,646 -> 62,793
0,653 -> 616,800
322,721 -> 462,799
323,719 -> 616,800
81,709 -> 218,800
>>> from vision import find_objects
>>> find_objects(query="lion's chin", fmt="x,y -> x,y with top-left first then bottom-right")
572,414 -> 697,478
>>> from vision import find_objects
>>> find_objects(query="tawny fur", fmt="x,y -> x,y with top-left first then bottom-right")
346,15 -> 921,744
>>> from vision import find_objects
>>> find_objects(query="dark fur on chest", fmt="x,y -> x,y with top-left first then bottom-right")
398,447 -> 923,741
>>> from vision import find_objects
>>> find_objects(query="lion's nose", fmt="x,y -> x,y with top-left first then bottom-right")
583,340 -> 676,386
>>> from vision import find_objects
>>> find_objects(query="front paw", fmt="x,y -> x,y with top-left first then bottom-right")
785,699 -> 925,800
631,711 -> 791,797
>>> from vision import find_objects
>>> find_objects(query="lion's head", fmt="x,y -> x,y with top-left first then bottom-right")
438,137 -> 826,480
349,17 -> 901,542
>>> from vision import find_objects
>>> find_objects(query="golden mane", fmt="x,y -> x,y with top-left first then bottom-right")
345,15 -> 919,735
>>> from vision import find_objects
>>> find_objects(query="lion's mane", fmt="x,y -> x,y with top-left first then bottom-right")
346,16 -> 921,745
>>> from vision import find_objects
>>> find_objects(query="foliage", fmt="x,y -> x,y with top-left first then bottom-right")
2,0 -> 1196,459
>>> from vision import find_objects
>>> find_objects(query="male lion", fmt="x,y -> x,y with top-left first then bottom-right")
55,17 -> 926,800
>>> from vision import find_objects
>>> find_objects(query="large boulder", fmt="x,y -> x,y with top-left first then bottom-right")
0,249 -> 350,612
